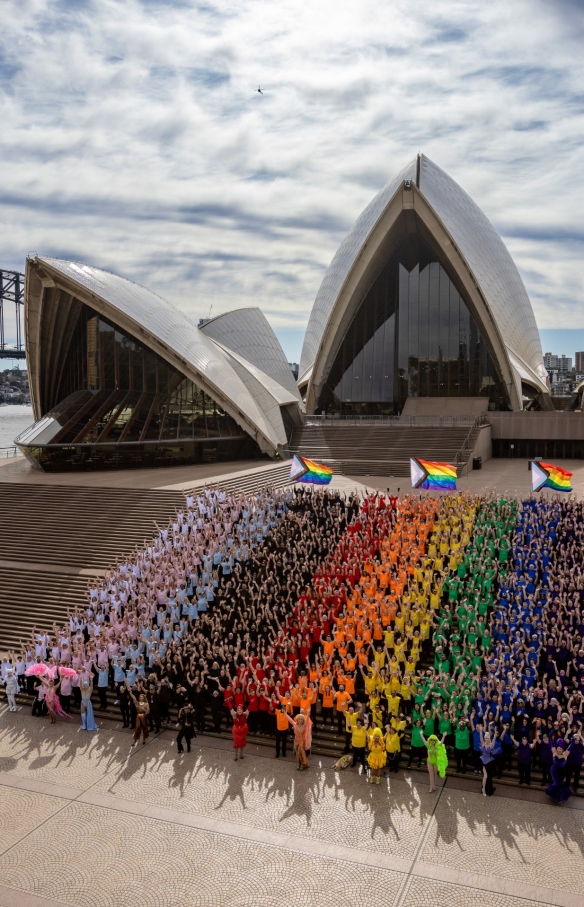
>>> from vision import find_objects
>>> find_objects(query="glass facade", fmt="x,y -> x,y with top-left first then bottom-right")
318,234 -> 508,414
17,304 -> 262,471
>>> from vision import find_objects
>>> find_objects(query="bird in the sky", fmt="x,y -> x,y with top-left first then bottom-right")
257,86 -> 264,94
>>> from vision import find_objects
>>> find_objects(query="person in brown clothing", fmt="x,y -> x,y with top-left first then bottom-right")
126,680 -> 150,747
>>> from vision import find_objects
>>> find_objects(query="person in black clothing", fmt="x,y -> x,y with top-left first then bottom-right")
192,684 -> 207,733
176,703 -> 196,753
147,682 -> 161,734
118,683 -> 131,728
31,680 -> 46,717
208,687 -> 223,731
157,678 -> 172,725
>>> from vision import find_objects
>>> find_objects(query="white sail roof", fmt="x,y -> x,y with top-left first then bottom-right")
33,258 -> 295,452
300,154 -> 549,406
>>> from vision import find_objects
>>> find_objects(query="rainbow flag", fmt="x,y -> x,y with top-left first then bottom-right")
289,454 -> 333,485
531,461 -> 573,493
410,457 -> 457,491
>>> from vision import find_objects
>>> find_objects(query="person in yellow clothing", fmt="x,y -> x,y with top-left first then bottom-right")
351,718 -> 367,770
384,724 -> 402,773
385,690 -> 401,717
344,705 -> 357,754
367,726 -> 387,784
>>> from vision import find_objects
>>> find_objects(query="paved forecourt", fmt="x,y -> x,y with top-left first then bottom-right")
0,706 -> 583,907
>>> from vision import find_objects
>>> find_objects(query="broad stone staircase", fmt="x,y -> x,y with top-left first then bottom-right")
0,483 -> 184,652
0,461 -> 294,654
288,422 -> 477,476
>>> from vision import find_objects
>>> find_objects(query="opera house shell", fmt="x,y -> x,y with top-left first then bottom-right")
17,153 -> 551,471
17,257 -> 303,471
299,153 -> 551,415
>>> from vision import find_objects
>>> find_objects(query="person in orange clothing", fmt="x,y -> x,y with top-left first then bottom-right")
299,684 -> 313,717
322,635 -> 336,660
333,684 -> 353,736
343,652 -> 357,674
338,669 -> 356,697
321,684 -> 334,729
275,703 -> 289,758
278,689 -> 293,715
290,683 -> 301,716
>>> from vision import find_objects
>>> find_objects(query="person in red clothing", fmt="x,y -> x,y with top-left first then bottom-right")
246,681 -> 260,733
222,682 -> 235,727
258,681 -> 271,733
233,685 -> 245,710
230,705 -> 249,761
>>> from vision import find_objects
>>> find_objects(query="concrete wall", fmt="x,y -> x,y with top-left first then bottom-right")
403,397 -> 489,417
487,412 -> 584,440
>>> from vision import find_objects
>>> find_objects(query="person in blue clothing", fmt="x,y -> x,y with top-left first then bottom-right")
80,678 -> 98,732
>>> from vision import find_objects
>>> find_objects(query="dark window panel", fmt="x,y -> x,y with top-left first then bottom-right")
318,228 -> 509,413
105,392 -> 143,441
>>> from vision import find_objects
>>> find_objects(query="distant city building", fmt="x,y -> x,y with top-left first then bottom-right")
544,352 -> 572,371
0,366 -> 30,404
576,352 -> 584,373
289,362 -> 299,379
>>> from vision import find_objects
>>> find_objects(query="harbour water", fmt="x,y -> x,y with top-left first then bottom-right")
0,404 -> 33,452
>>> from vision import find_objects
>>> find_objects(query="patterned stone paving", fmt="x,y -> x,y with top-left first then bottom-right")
0,712 -> 128,789
421,789 -> 584,896
91,737 -> 430,857
402,879 -> 548,907
1,706 -> 583,907
0,801 -> 403,907
0,788 -> 67,853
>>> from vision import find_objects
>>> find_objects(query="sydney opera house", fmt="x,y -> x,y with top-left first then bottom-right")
16,154 -> 552,471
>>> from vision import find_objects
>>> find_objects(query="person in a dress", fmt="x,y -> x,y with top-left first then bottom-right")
367,727 -> 387,784
546,739 -> 572,803
80,678 -> 98,731
126,680 -> 150,747
285,709 -> 312,770
230,705 -> 249,761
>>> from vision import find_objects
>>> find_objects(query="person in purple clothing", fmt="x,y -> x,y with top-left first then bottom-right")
565,731 -> 583,792
545,738 -> 571,803
479,729 -> 497,797
539,732 -> 554,785
511,733 -> 537,785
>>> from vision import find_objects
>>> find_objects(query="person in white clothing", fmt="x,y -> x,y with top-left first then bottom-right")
4,667 -> 19,711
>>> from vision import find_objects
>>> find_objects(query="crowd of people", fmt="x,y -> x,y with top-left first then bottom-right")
1,480 -> 583,802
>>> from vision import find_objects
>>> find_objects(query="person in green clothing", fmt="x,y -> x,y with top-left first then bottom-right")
438,706 -> 454,747
407,718 -> 426,768
420,731 -> 447,792
454,717 -> 471,773
470,649 -> 483,674
423,708 -> 436,738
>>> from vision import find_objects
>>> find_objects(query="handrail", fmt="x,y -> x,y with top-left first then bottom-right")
453,416 -> 489,465
0,445 -> 21,458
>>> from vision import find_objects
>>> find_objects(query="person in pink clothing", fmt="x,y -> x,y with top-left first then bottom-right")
285,708 -> 313,770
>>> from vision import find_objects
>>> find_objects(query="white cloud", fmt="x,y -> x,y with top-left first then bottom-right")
0,0 -> 583,351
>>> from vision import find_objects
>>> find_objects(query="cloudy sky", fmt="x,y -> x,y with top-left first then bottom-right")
1,0 -> 583,360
